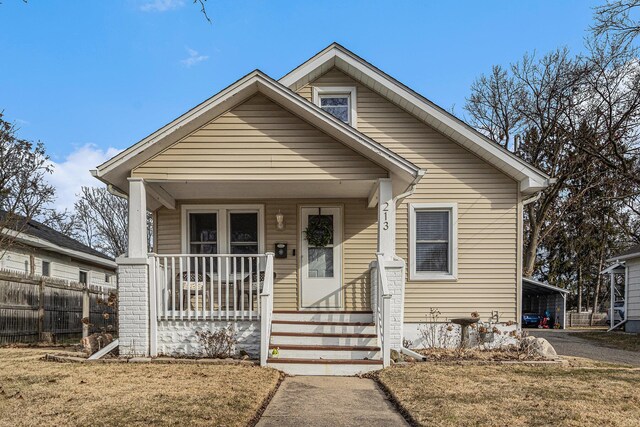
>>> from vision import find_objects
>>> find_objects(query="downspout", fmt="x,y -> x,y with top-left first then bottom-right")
393,170 -> 426,357
393,169 -> 426,208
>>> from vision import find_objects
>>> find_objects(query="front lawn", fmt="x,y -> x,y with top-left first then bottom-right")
0,348 -> 281,427
570,331 -> 640,352
376,360 -> 640,427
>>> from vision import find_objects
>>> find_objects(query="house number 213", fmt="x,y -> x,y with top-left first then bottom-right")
382,202 -> 389,230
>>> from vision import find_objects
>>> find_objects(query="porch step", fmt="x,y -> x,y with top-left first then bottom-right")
267,358 -> 383,376
269,344 -> 380,360
272,311 -> 373,323
267,313 -> 382,375
270,332 -> 378,347
271,321 -> 375,334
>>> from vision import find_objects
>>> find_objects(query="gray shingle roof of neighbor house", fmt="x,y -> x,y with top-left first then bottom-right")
0,210 -> 114,263
611,244 -> 640,261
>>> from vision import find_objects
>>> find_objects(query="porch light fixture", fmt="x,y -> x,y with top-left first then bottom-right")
276,210 -> 285,230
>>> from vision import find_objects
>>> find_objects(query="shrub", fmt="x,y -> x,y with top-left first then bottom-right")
195,326 -> 237,358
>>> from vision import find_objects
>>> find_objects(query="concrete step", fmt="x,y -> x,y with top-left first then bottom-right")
269,344 -> 380,360
270,333 -> 378,347
272,311 -> 373,323
271,321 -> 376,335
267,358 -> 383,376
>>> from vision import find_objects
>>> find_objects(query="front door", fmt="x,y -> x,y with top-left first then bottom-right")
300,206 -> 343,309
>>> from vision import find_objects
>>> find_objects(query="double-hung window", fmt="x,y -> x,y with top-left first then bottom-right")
313,86 -> 357,126
409,203 -> 458,280
183,205 -> 264,274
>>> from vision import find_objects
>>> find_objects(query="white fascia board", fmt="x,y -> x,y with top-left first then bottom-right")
280,44 -> 551,191
95,70 -> 421,192
522,277 -> 570,294
94,71 -> 263,187
607,252 -> 640,263
2,228 -> 117,269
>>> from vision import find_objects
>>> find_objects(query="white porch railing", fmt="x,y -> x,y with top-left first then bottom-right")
259,253 -> 274,367
375,253 -> 392,367
150,253 -> 274,322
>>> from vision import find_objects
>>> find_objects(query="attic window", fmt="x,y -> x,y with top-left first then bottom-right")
313,86 -> 357,126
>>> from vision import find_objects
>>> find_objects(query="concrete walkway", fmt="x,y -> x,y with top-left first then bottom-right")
256,376 -> 408,427
531,329 -> 640,366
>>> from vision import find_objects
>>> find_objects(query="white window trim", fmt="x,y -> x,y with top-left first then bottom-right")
180,204 -> 265,255
312,86 -> 357,126
409,203 -> 458,281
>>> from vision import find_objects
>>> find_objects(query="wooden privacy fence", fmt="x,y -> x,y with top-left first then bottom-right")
0,269 -> 117,345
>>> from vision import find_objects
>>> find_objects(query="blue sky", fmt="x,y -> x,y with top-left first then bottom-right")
0,0 -> 600,209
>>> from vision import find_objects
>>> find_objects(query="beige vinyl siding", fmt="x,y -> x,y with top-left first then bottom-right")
628,258 -> 640,321
154,198 -> 376,311
302,69 -> 519,322
133,94 -> 387,181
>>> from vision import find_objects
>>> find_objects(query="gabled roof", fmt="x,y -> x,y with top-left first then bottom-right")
93,70 -> 422,194
280,43 -> 552,194
609,244 -> 640,262
0,210 -> 116,268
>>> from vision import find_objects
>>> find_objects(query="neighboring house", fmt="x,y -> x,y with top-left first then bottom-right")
606,244 -> 640,333
0,211 -> 117,287
92,43 -> 551,375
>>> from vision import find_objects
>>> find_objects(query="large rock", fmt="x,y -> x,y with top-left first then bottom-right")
521,336 -> 557,359
81,333 -> 114,356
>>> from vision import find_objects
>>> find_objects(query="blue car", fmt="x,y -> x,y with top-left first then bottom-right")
522,313 -> 542,328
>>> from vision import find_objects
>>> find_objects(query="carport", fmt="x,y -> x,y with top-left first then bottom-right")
522,278 -> 569,329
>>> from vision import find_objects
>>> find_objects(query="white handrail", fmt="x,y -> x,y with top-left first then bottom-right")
260,252 -> 275,367
375,253 -> 392,367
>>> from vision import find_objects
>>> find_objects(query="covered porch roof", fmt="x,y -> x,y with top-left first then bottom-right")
92,70 -> 423,210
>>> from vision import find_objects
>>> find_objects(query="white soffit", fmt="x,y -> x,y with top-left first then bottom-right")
280,43 -> 551,194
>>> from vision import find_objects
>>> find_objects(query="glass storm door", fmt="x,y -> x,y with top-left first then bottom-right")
300,206 -> 343,309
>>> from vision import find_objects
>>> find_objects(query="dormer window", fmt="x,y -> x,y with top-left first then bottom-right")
313,86 -> 357,126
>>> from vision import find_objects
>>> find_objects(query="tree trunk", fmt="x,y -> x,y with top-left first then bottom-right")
523,220 -> 540,277
591,249 -> 606,326
577,266 -> 583,313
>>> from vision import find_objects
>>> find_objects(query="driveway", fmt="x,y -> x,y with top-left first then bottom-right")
256,376 -> 408,427
530,329 -> 640,366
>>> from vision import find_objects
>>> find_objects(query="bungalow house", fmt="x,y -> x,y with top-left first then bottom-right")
92,43 -> 551,374
0,210 -> 117,287
605,244 -> 640,333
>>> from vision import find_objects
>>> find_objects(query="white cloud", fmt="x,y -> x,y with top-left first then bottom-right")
181,47 -> 209,68
139,0 -> 185,12
47,144 -> 121,212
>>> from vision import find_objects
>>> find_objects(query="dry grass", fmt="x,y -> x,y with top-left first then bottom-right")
377,360 -> 640,427
0,348 -> 281,427
416,347 -> 545,362
570,331 -> 640,352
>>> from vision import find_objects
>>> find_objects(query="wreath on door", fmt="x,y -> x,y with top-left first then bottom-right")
303,209 -> 333,247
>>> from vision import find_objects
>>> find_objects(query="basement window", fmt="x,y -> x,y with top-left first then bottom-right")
313,86 -> 357,126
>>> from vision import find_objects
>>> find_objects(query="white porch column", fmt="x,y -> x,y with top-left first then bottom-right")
377,178 -> 395,260
127,178 -> 147,258
117,177 -> 150,357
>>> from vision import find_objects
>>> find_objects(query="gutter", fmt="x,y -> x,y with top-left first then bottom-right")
393,169 -> 426,207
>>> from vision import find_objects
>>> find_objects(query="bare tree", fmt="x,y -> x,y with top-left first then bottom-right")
72,187 -> 129,258
593,0 -> 640,44
0,112 -> 55,256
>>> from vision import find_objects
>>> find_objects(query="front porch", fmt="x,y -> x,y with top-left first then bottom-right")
117,177 -> 409,374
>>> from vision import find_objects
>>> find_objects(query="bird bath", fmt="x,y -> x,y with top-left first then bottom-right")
451,317 -> 480,348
